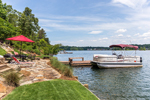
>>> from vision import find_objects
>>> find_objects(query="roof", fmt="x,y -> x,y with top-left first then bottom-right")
109,44 -> 138,50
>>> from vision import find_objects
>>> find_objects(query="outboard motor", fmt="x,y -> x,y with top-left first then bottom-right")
140,57 -> 142,62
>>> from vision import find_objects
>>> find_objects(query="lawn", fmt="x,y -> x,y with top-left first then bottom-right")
3,79 -> 99,100
0,47 -> 7,55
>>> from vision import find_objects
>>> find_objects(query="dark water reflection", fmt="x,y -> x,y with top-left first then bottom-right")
55,51 -> 150,100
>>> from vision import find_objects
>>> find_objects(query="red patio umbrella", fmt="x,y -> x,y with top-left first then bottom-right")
6,35 -> 34,57
6,35 -> 34,42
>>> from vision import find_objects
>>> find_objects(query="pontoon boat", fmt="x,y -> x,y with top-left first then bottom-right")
91,44 -> 143,68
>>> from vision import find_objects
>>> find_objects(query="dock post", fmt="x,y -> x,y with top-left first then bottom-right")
69,58 -> 72,66
82,57 -> 84,61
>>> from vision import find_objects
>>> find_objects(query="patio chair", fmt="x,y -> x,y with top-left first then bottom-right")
4,53 -> 13,63
11,57 -> 35,67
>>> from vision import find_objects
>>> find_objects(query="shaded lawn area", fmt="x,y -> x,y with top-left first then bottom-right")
3,79 -> 99,100
0,47 -> 7,55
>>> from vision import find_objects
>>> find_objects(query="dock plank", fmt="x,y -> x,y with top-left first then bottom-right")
60,60 -> 91,66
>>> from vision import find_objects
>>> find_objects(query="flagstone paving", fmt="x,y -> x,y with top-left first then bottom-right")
18,59 -> 61,85
0,59 -> 61,99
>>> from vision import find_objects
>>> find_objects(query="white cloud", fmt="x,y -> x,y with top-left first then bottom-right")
118,34 -> 123,36
39,19 -> 63,23
112,0 -> 135,8
127,35 -> 130,37
38,15 -> 105,22
42,28 -> 51,32
141,31 -> 150,37
89,31 -> 102,34
134,33 -> 140,36
90,40 -> 97,41
112,0 -> 147,9
103,37 -> 108,39
116,29 -> 127,33
138,27 -> 142,29
79,40 -> 84,42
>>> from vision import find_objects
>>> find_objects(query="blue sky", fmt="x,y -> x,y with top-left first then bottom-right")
3,0 -> 150,46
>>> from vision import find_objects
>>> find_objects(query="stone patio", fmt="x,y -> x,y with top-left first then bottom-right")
18,59 -> 61,85
0,59 -> 61,99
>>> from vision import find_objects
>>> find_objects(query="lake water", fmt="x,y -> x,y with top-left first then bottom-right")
55,51 -> 150,100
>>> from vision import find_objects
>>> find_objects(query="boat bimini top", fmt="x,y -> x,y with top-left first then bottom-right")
109,44 -> 138,50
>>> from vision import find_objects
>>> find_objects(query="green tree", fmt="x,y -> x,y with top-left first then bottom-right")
39,39 -> 48,47
38,28 -> 50,44
0,0 -> 7,20
6,5 -> 19,27
18,7 -> 40,39
38,28 -> 46,39
0,17 -> 20,41
51,44 -> 62,54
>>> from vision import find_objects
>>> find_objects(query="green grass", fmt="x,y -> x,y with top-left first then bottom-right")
0,47 -> 7,55
3,79 -> 99,100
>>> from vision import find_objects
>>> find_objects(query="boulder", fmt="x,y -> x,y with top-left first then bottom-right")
0,58 -> 5,64
83,84 -> 88,89
0,82 -> 6,93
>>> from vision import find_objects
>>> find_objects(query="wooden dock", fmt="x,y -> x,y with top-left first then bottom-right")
60,57 -> 91,66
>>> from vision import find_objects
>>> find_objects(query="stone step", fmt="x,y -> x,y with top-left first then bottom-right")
0,68 -> 12,73
0,64 -> 8,70
19,74 -> 24,77
0,93 -> 6,99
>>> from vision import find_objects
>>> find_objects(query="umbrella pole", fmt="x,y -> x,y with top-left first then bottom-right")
20,42 -> 21,55
21,41 -> 22,61
20,42 -> 22,61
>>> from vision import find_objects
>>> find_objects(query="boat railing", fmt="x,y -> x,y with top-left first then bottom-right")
120,56 -> 138,62
105,56 -> 138,62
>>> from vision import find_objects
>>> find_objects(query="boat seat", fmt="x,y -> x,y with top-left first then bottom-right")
112,52 -> 117,55
117,54 -> 124,59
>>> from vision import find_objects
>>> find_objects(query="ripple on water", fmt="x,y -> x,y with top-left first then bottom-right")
73,66 -> 150,100
56,51 -> 150,100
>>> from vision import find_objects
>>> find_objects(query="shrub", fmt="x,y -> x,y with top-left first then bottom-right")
50,57 -> 73,77
43,47 -> 49,55
22,44 -> 27,51
11,51 -> 14,54
34,49 -> 40,55
63,67 -> 73,77
26,45 -> 33,53
4,71 -> 21,87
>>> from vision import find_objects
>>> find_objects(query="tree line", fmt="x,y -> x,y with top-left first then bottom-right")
60,44 -> 149,50
0,0 -> 61,55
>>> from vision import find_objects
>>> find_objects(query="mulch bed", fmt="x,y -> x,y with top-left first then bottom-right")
59,75 -> 77,81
